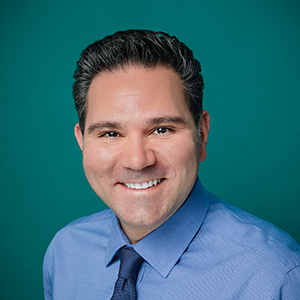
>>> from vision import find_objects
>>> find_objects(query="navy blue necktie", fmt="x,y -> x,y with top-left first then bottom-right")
111,246 -> 144,300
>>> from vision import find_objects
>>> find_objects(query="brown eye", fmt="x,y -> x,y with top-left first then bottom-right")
154,127 -> 170,135
100,131 -> 119,138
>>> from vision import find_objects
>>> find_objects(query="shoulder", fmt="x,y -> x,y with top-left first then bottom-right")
43,209 -> 116,296
203,192 -> 300,269
193,192 -> 300,296
45,208 -> 115,255
64,208 -> 114,229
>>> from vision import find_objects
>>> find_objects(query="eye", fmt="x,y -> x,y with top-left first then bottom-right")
99,131 -> 120,138
153,127 -> 173,135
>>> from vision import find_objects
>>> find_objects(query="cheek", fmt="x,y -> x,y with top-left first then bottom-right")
82,145 -> 118,177
165,137 -> 199,169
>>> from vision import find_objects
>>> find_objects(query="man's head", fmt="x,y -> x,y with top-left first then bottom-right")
73,29 -> 204,135
73,30 -> 210,243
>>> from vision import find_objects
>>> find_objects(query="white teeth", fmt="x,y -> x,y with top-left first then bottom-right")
124,179 -> 163,190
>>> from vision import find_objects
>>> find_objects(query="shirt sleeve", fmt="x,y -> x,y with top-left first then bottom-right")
272,266 -> 300,300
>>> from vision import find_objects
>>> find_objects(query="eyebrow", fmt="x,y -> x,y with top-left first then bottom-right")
87,115 -> 188,134
146,116 -> 188,126
87,121 -> 122,134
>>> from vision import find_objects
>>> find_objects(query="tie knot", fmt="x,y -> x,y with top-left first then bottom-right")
118,246 -> 144,283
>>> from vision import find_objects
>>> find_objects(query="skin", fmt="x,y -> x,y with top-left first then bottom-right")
75,65 -> 210,244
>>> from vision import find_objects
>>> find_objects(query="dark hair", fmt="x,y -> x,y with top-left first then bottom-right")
73,29 -> 204,134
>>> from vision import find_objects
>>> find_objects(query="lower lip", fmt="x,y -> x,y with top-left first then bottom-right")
120,179 -> 165,191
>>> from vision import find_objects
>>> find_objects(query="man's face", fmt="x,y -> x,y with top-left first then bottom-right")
75,65 -> 209,243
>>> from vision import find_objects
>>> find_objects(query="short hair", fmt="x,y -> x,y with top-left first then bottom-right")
73,29 -> 204,134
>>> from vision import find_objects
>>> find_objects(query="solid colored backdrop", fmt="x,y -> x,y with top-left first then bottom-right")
0,0 -> 299,299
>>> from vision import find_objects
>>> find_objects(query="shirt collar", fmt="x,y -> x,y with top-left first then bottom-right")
105,215 -> 129,265
105,178 -> 210,277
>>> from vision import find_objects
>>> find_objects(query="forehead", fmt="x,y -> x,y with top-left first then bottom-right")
85,65 -> 191,124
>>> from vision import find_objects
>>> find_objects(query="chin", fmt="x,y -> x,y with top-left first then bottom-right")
120,206 -> 172,230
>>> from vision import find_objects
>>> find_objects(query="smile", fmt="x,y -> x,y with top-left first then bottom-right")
123,179 -> 164,190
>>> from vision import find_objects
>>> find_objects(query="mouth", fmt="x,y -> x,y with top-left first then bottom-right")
122,178 -> 164,190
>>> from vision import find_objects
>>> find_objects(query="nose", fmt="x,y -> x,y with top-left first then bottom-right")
120,136 -> 156,170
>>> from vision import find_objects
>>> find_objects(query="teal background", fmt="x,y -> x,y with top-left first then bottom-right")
1,0 -> 299,299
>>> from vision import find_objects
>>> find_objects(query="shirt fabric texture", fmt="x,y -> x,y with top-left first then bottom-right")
43,178 -> 300,299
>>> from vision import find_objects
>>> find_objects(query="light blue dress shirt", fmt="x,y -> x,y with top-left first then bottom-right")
43,179 -> 300,299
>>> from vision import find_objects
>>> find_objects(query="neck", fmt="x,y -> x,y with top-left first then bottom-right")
119,220 -> 164,244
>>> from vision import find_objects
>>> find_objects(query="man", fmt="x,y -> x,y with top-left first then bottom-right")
43,30 -> 300,299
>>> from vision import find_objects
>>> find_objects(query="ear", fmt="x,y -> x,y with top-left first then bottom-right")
199,110 -> 210,162
74,123 -> 83,151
